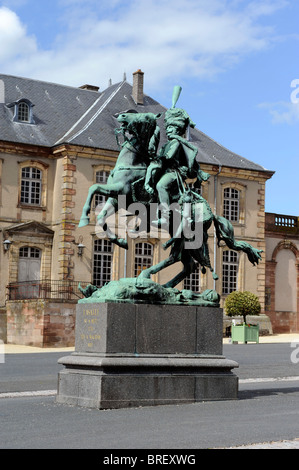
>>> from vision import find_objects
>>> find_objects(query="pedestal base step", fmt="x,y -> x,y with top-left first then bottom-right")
56,354 -> 238,409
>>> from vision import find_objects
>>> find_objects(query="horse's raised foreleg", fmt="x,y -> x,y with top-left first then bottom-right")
96,197 -> 129,250
79,182 -> 124,227
96,197 -> 117,234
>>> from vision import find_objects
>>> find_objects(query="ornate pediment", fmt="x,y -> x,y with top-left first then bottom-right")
5,221 -> 54,238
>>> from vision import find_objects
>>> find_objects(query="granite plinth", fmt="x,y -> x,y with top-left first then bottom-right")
56,303 -> 238,409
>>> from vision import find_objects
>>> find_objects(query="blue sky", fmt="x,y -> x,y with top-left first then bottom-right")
0,0 -> 298,215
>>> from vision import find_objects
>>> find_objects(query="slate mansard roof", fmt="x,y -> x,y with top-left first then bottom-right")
0,73 -> 272,174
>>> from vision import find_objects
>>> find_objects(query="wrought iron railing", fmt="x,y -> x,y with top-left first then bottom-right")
6,280 -> 89,301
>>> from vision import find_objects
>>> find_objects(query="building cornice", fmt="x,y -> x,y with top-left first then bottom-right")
52,144 -> 118,162
0,140 -> 274,182
0,140 -> 51,159
201,164 -> 274,182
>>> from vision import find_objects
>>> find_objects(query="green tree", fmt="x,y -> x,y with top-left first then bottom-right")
224,291 -> 261,324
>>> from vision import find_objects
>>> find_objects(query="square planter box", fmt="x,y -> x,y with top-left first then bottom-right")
231,323 -> 259,344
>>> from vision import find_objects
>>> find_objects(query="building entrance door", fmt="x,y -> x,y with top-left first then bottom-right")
17,247 -> 41,298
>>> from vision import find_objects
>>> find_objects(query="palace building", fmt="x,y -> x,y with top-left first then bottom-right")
0,70 -> 280,346
265,213 -> 299,333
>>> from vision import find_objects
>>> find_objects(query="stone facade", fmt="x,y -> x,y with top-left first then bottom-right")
265,213 -> 299,333
6,300 -> 76,347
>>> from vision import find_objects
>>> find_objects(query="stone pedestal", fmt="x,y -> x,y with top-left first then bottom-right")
56,303 -> 238,409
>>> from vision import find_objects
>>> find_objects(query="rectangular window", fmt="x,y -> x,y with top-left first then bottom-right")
94,170 -> 110,208
223,188 -> 239,222
184,265 -> 201,292
222,250 -> 238,295
93,239 -> 113,287
134,242 -> 153,277
21,167 -> 42,205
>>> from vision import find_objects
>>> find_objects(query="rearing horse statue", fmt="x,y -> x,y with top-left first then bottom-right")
78,88 -> 263,291
78,111 -> 162,248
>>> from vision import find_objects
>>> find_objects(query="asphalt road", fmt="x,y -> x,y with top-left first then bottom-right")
0,343 -> 299,449
1,343 -> 298,393
227,342 -> 299,379
0,352 -> 63,393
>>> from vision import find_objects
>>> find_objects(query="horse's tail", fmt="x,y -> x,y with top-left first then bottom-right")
214,215 -> 263,266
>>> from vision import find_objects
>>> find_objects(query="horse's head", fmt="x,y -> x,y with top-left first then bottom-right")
116,111 -> 162,155
117,111 -> 162,136
117,110 -> 138,131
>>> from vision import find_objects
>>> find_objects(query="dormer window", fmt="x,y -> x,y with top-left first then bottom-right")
6,99 -> 35,124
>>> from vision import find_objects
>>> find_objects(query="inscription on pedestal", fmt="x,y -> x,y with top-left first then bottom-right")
74,303 -> 223,355
75,305 -> 107,353
75,303 -> 136,354
81,307 -> 101,349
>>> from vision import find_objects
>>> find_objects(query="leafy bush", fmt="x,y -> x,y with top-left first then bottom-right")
224,291 -> 261,324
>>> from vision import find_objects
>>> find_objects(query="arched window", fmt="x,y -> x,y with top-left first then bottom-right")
18,102 -> 30,122
223,188 -> 239,222
93,239 -> 113,287
222,250 -> 239,295
134,242 -> 153,277
21,167 -> 42,205
19,246 -> 41,259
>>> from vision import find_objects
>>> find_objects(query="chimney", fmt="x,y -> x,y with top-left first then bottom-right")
132,69 -> 144,105
79,84 -> 100,92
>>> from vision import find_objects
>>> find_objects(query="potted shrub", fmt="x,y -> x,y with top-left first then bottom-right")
224,291 -> 261,344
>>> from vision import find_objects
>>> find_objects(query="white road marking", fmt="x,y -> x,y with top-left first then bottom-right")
0,390 -> 57,399
239,376 -> 299,384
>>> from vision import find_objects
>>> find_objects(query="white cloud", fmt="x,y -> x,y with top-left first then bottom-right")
259,101 -> 299,125
0,0 -> 291,91
259,78 -> 299,124
0,6 -> 37,62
